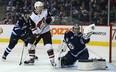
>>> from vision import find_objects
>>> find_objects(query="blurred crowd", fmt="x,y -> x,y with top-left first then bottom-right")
2,0 -> 116,25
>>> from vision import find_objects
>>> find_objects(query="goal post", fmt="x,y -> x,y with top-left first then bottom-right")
109,23 -> 112,63
109,23 -> 116,63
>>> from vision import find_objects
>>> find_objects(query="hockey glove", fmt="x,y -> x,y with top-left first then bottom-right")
31,28 -> 39,35
82,24 -> 95,39
46,17 -> 52,24
82,31 -> 93,40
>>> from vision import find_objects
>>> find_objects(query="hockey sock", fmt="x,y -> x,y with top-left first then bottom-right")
47,49 -> 55,60
3,47 -> 12,57
28,49 -> 35,58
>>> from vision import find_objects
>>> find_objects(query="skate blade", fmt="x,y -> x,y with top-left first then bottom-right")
24,63 -> 35,66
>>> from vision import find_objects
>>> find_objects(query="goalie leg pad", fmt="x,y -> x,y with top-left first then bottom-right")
56,56 -> 67,68
59,52 -> 76,68
57,41 -> 67,52
78,59 -> 107,70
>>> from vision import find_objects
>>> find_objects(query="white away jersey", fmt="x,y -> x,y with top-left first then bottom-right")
30,9 -> 50,34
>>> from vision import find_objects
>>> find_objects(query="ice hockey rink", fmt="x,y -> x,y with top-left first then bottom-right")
0,43 -> 116,72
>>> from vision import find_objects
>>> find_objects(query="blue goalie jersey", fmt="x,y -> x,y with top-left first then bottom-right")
64,31 -> 90,57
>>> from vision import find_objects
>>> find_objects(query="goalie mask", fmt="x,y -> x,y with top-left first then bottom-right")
72,24 -> 80,36
34,1 -> 43,14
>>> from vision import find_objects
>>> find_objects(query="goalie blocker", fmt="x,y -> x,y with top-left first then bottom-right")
78,58 -> 107,70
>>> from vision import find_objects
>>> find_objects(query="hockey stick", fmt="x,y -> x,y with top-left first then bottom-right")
88,48 -> 103,58
19,24 -> 48,65
19,43 -> 25,65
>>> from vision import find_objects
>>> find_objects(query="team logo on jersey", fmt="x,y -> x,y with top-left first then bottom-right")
37,18 -> 46,30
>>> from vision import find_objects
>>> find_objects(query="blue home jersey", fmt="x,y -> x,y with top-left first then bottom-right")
12,17 -> 30,36
2,17 -> 31,58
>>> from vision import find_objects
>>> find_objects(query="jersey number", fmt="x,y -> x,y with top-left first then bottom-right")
67,43 -> 74,50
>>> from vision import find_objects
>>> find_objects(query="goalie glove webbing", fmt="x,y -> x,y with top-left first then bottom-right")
82,24 -> 95,39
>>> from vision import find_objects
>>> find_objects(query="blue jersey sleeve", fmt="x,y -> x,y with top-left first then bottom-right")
15,17 -> 24,28
80,37 -> 90,44
15,17 -> 30,30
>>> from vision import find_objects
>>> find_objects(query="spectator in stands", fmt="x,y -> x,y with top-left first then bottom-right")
3,0 -> 109,25
3,14 -> 12,24
6,1 -> 15,13
22,0 -> 30,12
11,11 -> 19,24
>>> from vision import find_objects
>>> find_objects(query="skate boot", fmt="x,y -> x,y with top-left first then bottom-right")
50,59 -> 56,67
60,57 -> 69,68
34,55 -> 38,60
2,55 -> 6,61
24,58 -> 34,64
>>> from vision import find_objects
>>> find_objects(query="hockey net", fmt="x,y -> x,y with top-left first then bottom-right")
109,23 -> 116,64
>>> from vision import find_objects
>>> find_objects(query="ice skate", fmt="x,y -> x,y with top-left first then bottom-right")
24,57 -> 35,64
50,59 -> 57,67
34,55 -> 38,60
58,57 -> 69,68
2,55 -> 6,61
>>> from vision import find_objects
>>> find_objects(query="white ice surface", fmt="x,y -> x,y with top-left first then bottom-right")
0,43 -> 116,72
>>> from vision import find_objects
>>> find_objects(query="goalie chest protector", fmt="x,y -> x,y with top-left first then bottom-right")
78,59 -> 107,70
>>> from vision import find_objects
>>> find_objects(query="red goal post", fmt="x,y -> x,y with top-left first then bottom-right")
109,22 -> 116,63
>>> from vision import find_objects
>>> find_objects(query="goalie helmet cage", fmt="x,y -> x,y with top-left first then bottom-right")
109,23 -> 116,63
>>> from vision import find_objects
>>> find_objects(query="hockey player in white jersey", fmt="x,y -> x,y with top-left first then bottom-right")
24,1 -> 56,66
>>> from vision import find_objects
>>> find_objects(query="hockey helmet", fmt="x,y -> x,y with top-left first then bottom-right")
34,1 -> 43,9
72,24 -> 80,29
72,24 -> 80,35
21,10 -> 31,20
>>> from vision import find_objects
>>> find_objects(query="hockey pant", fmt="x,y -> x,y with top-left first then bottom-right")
61,50 -> 89,66
28,31 -> 55,60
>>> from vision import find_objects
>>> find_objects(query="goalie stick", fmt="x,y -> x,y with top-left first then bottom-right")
19,23 -> 48,65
